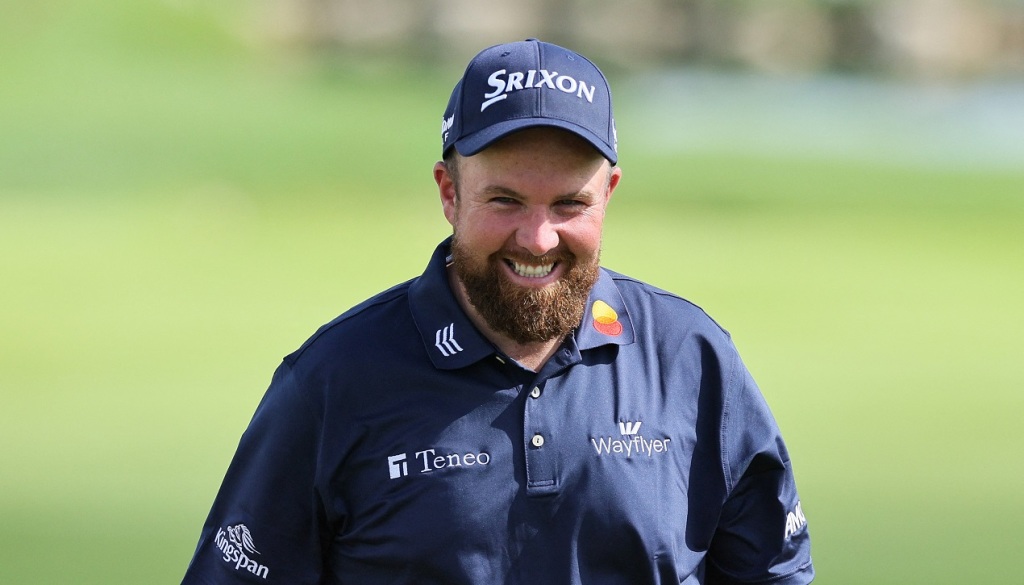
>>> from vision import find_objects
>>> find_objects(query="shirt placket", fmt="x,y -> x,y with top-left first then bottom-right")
522,344 -> 579,497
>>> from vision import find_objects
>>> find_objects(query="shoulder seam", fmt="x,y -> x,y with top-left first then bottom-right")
285,280 -> 413,366
606,269 -> 732,339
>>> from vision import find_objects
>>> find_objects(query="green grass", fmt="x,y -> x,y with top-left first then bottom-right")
4,194 -> 1022,584
602,202 -> 1024,582
2,2 -> 1023,582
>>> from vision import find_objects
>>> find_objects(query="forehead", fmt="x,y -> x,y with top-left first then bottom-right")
458,127 -> 611,181
483,127 -> 605,160
455,139 -> 613,206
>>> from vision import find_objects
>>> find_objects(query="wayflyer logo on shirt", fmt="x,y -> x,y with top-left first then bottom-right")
591,419 -> 673,458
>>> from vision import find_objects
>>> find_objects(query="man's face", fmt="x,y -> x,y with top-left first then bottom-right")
435,127 -> 622,344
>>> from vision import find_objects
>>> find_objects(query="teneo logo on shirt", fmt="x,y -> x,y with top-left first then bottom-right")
213,523 -> 269,579
388,448 -> 491,479
591,420 -> 672,458
481,68 -> 597,112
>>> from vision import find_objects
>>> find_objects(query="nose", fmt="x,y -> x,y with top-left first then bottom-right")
515,208 -> 560,257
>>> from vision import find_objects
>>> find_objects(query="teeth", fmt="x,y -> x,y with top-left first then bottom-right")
512,261 -> 554,278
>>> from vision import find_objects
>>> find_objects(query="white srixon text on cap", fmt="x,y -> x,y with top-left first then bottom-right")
481,69 -> 596,112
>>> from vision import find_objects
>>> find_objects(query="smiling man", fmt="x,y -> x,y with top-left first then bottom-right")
438,126 -> 619,370
182,39 -> 814,585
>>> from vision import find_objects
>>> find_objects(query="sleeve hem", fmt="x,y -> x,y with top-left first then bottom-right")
707,558 -> 815,585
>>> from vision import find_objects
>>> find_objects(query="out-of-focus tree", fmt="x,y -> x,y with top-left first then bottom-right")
254,0 -> 1024,78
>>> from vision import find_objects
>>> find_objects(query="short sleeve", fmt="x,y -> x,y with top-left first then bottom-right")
705,360 -> 814,584
181,362 -> 330,584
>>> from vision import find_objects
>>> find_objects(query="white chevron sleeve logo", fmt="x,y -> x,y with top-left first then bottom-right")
435,323 -> 464,357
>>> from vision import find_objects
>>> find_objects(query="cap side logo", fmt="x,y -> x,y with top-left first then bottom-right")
441,114 -> 455,143
592,300 -> 622,336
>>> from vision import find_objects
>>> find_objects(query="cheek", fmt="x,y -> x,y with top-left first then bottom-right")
563,217 -> 606,254
454,214 -> 512,249
443,203 -> 457,227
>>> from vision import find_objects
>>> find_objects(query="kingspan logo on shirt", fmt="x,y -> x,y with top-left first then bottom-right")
591,420 -> 673,458
213,523 -> 269,579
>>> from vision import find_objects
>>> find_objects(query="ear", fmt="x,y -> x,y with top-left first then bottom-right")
434,161 -> 458,226
604,165 -> 623,204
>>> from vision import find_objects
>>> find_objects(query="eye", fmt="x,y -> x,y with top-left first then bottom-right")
555,199 -> 586,210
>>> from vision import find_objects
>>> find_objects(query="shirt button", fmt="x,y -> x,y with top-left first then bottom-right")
529,386 -> 541,399
531,434 -> 545,448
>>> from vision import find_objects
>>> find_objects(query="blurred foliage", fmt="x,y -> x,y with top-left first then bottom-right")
0,0 -> 448,198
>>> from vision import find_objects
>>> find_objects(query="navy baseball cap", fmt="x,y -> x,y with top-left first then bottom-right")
441,39 -> 617,164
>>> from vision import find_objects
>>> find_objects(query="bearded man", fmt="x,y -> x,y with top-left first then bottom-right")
182,39 -> 814,585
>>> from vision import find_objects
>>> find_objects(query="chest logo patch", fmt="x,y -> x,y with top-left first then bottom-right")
591,300 -> 623,336
591,419 -> 672,458
388,448 -> 491,479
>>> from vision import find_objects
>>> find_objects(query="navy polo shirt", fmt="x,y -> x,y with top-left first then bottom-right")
182,238 -> 814,585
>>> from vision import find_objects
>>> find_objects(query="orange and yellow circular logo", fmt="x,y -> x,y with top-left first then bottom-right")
592,300 -> 623,336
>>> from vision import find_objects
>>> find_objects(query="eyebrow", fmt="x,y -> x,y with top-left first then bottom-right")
482,185 -> 521,198
481,184 -> 600,201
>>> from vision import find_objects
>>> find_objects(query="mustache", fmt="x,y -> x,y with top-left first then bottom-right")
495,250 -> 574,265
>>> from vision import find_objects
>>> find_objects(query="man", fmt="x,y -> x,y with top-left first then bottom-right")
182,39 -> 814,584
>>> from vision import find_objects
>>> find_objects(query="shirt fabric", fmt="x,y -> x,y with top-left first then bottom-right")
181,237 -> 814,584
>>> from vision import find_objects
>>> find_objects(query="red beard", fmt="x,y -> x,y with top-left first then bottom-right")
450,236 -> 599,344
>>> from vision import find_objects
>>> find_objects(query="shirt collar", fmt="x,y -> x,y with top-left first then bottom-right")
576,267 -> 636,351
409,238 -> 634,370
408,238 -> 495,369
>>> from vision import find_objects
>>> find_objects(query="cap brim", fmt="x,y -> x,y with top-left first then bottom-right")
454,118 -> 617,165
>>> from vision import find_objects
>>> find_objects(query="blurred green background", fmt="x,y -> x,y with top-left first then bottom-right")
2,1 -> 1022,583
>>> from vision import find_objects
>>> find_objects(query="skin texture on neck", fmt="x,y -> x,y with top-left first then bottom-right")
434,128 -> 622,371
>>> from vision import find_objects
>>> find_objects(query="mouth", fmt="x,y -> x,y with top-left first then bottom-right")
508,259 -> 556,278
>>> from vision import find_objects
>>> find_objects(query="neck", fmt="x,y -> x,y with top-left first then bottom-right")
448,268 -> 564,372
497,337 -> 564,372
